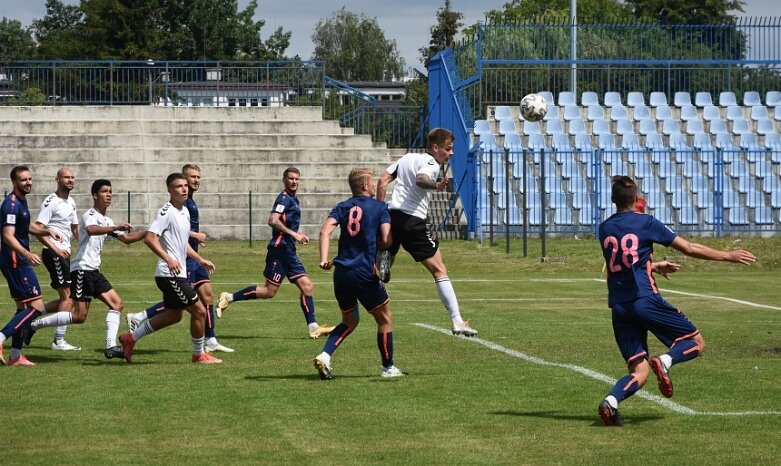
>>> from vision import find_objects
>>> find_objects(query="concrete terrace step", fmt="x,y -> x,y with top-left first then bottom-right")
0,120 -> 351,136
0,134 -> 381,149
2,148 -> 398,164
0,105 -> 325,121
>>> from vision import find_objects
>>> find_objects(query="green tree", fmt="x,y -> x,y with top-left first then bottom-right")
0,17 -> 36,60
78,0 -> 165,59
312,7 -> 405,81
419,0 -> 464,68
627,0 -> 745,24
32,0 -> 86,59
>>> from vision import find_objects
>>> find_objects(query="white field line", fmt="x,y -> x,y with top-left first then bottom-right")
414,322 -> 781,417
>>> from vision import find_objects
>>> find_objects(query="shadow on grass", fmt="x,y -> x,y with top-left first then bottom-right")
492,410 -> 664,426
244,373 -> 395,382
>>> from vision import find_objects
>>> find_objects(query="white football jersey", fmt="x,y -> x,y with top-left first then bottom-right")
148,201 -> 190,278
70,208 -> 122,272
385,152 -> 441,219
37,192 -> 78,251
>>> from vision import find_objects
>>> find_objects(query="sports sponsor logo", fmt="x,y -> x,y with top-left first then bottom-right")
6,214 -> 16,224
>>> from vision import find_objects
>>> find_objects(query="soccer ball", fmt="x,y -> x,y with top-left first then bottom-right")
520,93 -> 548,122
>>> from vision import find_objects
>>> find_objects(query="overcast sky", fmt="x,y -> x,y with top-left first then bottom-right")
2,0 -> 779,72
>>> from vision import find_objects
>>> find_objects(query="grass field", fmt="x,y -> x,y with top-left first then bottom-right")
2,237 -> 780,465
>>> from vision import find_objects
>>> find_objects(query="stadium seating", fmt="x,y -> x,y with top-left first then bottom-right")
655,105 -> 673,121
474,119 -> 491,135
719,91 -> 738,106
680,105 -> 698,122
702,105 -> 722,121
546,118 -> 564,135
695,92 -> 714,107
604,92 -> 623,107
498,119 -> 517,135
581,92 -> 600,106
494,105 -> 514,121
743,91 -> 762,107
558,91 -> 577,107
649,92 -> 668,107
674,91 -> 692,107
766,91 -> 781,107
633,104 -> 651,121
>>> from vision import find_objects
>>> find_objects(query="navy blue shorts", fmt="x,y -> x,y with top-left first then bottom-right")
186,257 -> 210,289
333,266 -> 389,313
263,247 -> 307,286
1,263 -> 42,304
611,294 -> 699,366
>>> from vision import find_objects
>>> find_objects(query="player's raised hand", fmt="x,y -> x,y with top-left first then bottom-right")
651,260 -> 681,280
728,249 -> 756,266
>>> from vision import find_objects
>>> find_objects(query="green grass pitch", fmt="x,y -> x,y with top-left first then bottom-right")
1,237 -> 780,465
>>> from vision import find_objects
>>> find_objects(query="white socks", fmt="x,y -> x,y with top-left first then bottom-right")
659,354 -> 673,370
192,337 -> 204,355
105,310 -> 120,348
32,311 -> 73,330
131,321 -> 155,342
434,276 -> 463,323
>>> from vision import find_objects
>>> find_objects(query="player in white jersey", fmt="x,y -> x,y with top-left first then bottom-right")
376,128 -> 477,336
118,173 -> 222,364
29,179 -> 147,360
35,167 -> 80,351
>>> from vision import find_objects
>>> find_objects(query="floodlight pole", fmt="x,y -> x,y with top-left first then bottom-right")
570,0 -> 577,95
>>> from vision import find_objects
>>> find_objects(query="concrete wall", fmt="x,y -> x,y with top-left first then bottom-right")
0,106 -> 402,240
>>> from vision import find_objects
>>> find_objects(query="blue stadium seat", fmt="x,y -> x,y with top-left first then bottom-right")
739,132 -> 762,150
522,121 -> 542,135
638,119 -> 658,136
563,105 -> 581,121
609,105 -> 629,121
545,118 -> 564,135
653,206 -> 674,225
695,191 -> 713,208
572,189 -> 592,209
616,119 -> 635,136
568,119 -> 588,135
755,160 -> 774,179
695,92 -> 713,107
755,207 -> 773,225
728,207 -> 749,225
632,104 -> 651,121
680,105 -> 698,122
538,91 -> 555,107
765,132 -> 781,151
586,105 -> 605,121
568,176 -> 588,194
731,119 -> 751,135
494,105 -> 514,121
690,175 -> 709,193
756,119 -> 775,136
542,104 -> 560,121
528,133 -> 550,152
709,119 -> 729,135
579,207 -> 597,226
750,105 -> 769,121
682,159 -> 702,178
644,190 -> 665,208
727,105 -> 744,121
626,92 -> 645,107
671,192 -> 691,209
598,133 -> 617,150
554,208 -> 574,225
604,92 -> 623,107
669,132 -> 691,151
655,105 -> 673,121
702,105 -> 722,121
657,158 -> 676,178
662,119 -> 680,136
719,91 -> 738,107
674,91 -> 692,107
560,158 -> 580,178
645,133 -> 666,151
685,119 -> 704,135
633,159 -> 653,178
692,132 -> 713,150
503,132 -> 523,150
776,105 -> 781,121
678,206 -> 699,225
498,119 -> 517,136
574,133 -> 594,152
550,192 -> 568,209
743,91 -> 762,107
581,92 -> 599,106
649,92 -> 668,107
592,118 -> 611,136
558,91 -> 576,107
621,133 -> 641,150
552,133 -> 571,151
772,191 -> 781,209
730,162 -> 749,180
474,119 -> 491,136
479,134 -> 501,162
745,187 -> 763,208
766,91 -> 781,108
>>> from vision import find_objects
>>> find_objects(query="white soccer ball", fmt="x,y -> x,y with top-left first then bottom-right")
520,93 -> 548,122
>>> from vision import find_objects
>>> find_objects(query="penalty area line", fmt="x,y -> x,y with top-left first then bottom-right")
414,323 -> 781,417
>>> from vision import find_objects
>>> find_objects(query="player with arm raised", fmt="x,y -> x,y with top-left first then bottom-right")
597,175 -> 755,426
313,168 -> 402,380
29,179 -> 147,360
376,128 -> 477,336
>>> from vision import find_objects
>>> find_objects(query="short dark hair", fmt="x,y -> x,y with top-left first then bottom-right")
283,167 -> 300,179
91,179 -> 111,195
611,175 -> 638,210
10,165 -> 30,182
182,164 -> 201,174
166,172 -> 186,187
426,128 -> 454,149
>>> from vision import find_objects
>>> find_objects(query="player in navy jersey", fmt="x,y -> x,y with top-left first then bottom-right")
126,164 -> 233,353
313,168 -> 403,379
597,176 -> 755,426
0,166 -> 64,366
216,167 -> 334,339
